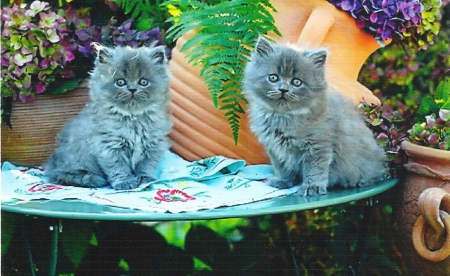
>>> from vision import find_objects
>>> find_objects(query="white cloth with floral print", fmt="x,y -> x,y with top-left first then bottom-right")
1,151 -> 299,213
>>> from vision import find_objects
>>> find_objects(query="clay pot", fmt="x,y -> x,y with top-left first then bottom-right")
168,0 -> 384,164
394,141 -> 450,275
1,80 -> 90,166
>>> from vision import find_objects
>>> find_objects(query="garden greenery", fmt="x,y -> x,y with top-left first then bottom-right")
2,205 -> 402,275
360,76 -> 450,176
1,1 -> 163,103
358,3 -> 449,156
109,0 -> 170,31
409,77 -> 450,149
1,1 -> 75,103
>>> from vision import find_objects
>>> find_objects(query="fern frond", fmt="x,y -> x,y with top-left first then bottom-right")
109,0 -> 167,31
167,0 -> 281,144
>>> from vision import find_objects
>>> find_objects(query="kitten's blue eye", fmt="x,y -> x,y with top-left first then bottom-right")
291,78 -> 302,87
116,79 -> 126,87
268,74 -> 279,83
138,78 -> 149,86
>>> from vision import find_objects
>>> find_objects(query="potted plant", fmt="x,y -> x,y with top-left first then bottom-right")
157,0 -> 444,164
397,77 -> 450,274
1,0 -> 167,166
360,75 -> 450,274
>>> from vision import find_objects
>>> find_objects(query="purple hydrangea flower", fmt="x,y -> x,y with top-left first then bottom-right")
327,0 -> 424,42
2,0 -> 167,104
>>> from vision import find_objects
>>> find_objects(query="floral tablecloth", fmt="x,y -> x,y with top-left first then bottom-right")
1,151 -> 299,213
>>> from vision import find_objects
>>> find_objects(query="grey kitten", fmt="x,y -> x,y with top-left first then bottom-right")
46,45 -> 172,190
243,37 -> 386,196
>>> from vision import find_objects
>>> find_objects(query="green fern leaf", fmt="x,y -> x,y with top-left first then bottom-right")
167,0 -> 281,144
109,0 -> 167,31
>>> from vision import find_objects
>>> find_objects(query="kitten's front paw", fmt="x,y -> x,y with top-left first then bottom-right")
267,177 -> 295,189
297,183 -> 327,197
111,177 -> 138,190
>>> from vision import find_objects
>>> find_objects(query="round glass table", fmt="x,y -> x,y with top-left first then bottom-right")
2,178 -> 397,276
2,178 -> 397,221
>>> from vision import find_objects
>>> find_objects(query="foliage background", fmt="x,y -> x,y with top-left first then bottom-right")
1,1 -> 449,276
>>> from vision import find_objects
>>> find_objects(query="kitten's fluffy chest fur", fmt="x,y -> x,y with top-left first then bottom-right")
89,104 -> 168,170
249,95 -> 331,150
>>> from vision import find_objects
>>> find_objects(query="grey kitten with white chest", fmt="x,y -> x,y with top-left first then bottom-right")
243,37 -> 386,196
46,45 -> 172,190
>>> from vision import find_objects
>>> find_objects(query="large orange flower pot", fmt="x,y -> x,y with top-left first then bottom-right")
168,0 -> 384,164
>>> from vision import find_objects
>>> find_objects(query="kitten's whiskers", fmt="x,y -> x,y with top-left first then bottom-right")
266,90 -> 282,100
285,93 -> 299,102
130,53 -> 139,60
108,69 -> 117,79
135,92 -> 149,101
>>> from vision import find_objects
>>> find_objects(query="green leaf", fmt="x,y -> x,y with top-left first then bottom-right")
61,220 -> 97,268
185,225 -> 232,268
1,0 -> 11,8
417,94 -> 440,120
154,221 -> 192,250
436,77 -> 450,109
1,82 -> 13,97
46,77 -> 84,95
109,0 -> 167,31
1,212 -> 18,256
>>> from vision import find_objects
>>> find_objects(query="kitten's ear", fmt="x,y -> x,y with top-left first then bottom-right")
92,43 -> 112,64
149,46 -> 167,64
254,36 -> 274,57
308,49 -> 328,68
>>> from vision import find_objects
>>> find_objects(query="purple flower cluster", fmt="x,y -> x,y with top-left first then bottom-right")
1,1 -> 74,102
328,0 -> 424,42
1,1 -> 164,103
64,7 -> 101,58
101,19 -> 162,48
65,11 -> 163,57
360,100 -> 414,168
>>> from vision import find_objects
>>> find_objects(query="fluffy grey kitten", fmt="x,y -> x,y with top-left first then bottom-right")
46,45 -> 172,190
243,37 -> 386,196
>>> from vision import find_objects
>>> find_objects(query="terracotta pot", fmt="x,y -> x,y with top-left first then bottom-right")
394,141 -> 450,275
1,80 -> 90,166
168,0 -> 384,164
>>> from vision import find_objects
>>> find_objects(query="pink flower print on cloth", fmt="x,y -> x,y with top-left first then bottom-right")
154,189 -> 196,203
27,183 -> 64,194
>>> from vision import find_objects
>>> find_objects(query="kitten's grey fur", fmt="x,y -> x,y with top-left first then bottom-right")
243,37 -> 386,196
46,45 -> 172,190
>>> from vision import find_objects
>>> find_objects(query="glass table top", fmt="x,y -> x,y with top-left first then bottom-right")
1,178 -> 397,221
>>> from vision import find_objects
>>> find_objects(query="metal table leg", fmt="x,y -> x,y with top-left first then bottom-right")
49,220 -> 60,276
21,217 -> 60,276
284,218 -> 301,276
21,217 -> 37,276
353,197 -> 378,276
